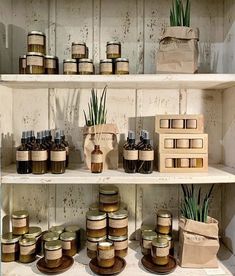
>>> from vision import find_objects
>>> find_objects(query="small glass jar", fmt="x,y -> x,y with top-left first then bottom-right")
1,233 -> 20,262
158,234 -> 174,256
45,55 -> 59,74
87,236 -> 106,259
63,59 -> 77,74
60,232 -> 77,257
99,185 -> 119,213
72,42 -> 86,59
42,232 -> 60,252
49,226 -> 64,235
108,210 -> 128,237
86,210 -> 107,238
108,235 -> 128,258
106,41 -> 121,59
100,59 -> 113,75
19,237 -> 37,263
140,224 -> 155,246
11,210 -> 29,235
141,231 -> 158,256
156,210 -> 172,235
151,237 -> 169,266
27,31 -> 46,54
26,52 -> 45,74
115,58 -> 129,74
24,226 -> 42,255
19,55 -> 26,74
97,241 -> 115,268
78,58 -> 94,75
44,240 -> 63,268
65,225 -> 80,251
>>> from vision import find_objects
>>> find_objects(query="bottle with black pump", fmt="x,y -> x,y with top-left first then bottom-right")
30,130 -> 36,146
123,131 -> 138,173
60,130 -> 69,168
138,132 -> 154,174
16,131 -> 31,174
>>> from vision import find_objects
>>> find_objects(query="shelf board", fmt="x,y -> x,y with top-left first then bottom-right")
1,74 -> 235,90
2,164 -> 235,185
2,242 -> 235,276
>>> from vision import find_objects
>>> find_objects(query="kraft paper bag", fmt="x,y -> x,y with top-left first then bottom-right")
83,124 -> 119,170
156,26 -> 199,73
179,217 -> 219,268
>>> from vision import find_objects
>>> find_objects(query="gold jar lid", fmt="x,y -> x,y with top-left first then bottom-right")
86,210 -> 106,220
89,202 -> 99,211
115,58 -> 129,63
72,42 -> 86,46
140,224 -> 155,233
98,240 -> 113,248
87,236 -> 106,242
107,41 -> 121,46
152,237 -> 169,248
26,52 -> 44,57
45,55 -> 58,60
60,232 -> 76,241
49,226 -> 64,235
158,234 -> 173,242
99,184 -> 119,195
1,232 -> 21,244
79,58 -> 93,63
108,235 -> 128,242
65,225 -> 80,233
63,59 -> 77,63
19,237 -> 36,246
12,210 -> 29,219
43,232 -> 59,242
157,209 -> 172,218
142,231 -> 158,241
28,31 -> 46,36
108,209 -> 128,219
24,226 -> 42,238
45,240 -> 62,251
100,59 -> 112,63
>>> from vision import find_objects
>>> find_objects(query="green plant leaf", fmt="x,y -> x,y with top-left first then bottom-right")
83,110 -> 88,125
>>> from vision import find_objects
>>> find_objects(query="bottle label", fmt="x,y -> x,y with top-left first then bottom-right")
64,62 -> 77,72
156,247 -> 169,257
100,63 -> 112,73
87,240 -> 98,251
99,194 -> 119,204
79,62 -> 93,73
107,44 -> 119,55
62,241 -> 71,250
143,239 -> 152,249
20,244 -> 36,255
65,146 -> 69,155
87,219 -> 106,230
72,44 -> 86,55
123,149 -> 138,161
28,35 -> 44,45
2,244 -> 18,253
109,218 -> 128,228
27,56 -> 43,66
45,248 -> 62,260
157,217 -> 171,227
139,150 -> 154,161
22,59 -> 26,68
16,150 -> 30,161
31,150 -> 47,161
12,218 -> 27,227
91,154 -> 103,163
98,248 -> 115,259
113,239 -> 128,250
46,59 -> 56,69
116,62 -> 129,72
51,151 -> 66,162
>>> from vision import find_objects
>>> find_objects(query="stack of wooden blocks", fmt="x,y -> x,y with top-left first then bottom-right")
155,115 -> 208,173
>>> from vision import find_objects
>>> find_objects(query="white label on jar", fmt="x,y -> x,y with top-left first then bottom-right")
116,62 -> 129,72
87,240 -> 98,251
46,59 -> 56,69
46,248 -> 62,260
114,240 -> 128,251
27,56 -> 43,66
100,63 -> 112,73
158,217 -> 171,227
16,151 -> 30,161
109,217 -> 128,228
87,219 -> 106,230
72,44 -> 86,55
20,244 -> 36,255
79,62 -> 93,73
139,150 -> 154,161
31,150 -> 47,161
123,150 -> 138,161
155,247 -> 169,257
64,62 -> 77,73
22,59 -> 26,68
51,151 -> 66,162
62,241 -> 71,250
2,244 -> 17,253
99,194 -> 119,204
98,248 -> 115,259
28,35 -> 44,45
12,218 -> 27,228
65,146 -> 69,155
107,45 -> 119,55
143,239 -> 152,249
91,154 -> 103,163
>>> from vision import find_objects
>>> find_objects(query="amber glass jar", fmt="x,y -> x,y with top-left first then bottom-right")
97,241 -> 115,268
26,52 -> 45,74
78,58 -> 94,74
1,233 -> 20,262
44,240 -> 63,268
108,210 -> 128,237
63,59 -> 77,74
12,210 -> 29,235
87,236 -> 106,259
156,210 -> 172,235
115,58 -> 129,74
100,59 -> 113,74
108,235 -> 128,258
86,210 -> 107,238
19,237 -> 36,263
151,237 -> 169,266
99,185 -> 119,212
27,31 -> 46,54
60,232 -> 77,257
65,225 -> 80,251
141,231 -> 158,256
19,55 -> 26,74
49,226 -> 64,235
24,226 -> 42,255
50,131 -> 66,174
72,42 -> 86,59
45,55 -> 59,74
91,145 -> 103,173
106,41 -> 121,59
158,234 -> 174,256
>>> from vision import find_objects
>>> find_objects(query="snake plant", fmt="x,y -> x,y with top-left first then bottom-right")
170,0 -> 191,27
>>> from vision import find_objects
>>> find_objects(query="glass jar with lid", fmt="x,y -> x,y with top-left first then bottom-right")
158,234 -> 174,256
49,225 -> 64,235
60,232 -> 77,257
115,58 -> 129,74
42,232 -> 60,252
108,235 -> 128,258
63,59 -> 77,74
89,202 -> 99,211
44,240 -> 63,268
19,237 -> 37,263
11,210 -> 29,235
99,185 -> 119,212
100,59 -> 113,75
108,210 -> 128,237
87,236 -> 106,259
141,231 -> 158,256
156,210 -> 172,235
106,41 -> 121,59
151,237 -> 169,266
27,31 -> 46,54
72,42 -> 86,59
19,55 -> 26,74
24,226 -> 42,255
45,55 -> 59,74
97,241 -> 115,268
26,52 -> 45,74
1,233 -> 20,262
78,58 -> 94,75
86,210 -> 107,238
140,224 -> 155,246
65,225 -> 80,251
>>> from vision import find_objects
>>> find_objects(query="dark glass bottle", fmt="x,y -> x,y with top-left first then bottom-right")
138,132 -> 154,174
16,131 -> 31,174
137,130 -> 146,171
124,131 -> 138,173
42,130 -> 51,171
123,133 -> 129,171
61,130 -> 69,168
30,130 -> 36,147
31,132 -> 48,174
91,145 -> 103,173
50,131 -> 66,174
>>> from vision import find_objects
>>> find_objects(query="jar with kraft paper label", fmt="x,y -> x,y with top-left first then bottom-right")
45,55 -> 59,74
32,132 -> 47,174
24,226 -> 42,255
1,233 -> 20,262
91,145 -> 103,173
44,240 -> 63,268
65,225 -> 80,251
60,232 -> 77,256
63,59 -> 77,74
78,58 -> 94,74
138,132 -> 154,174
100,59 -> 113,74
99,185 -> 120,212
151,237 -> 169,265
12,210 -> 29,235
72,42 -> 86,59
19,237 -> 36,263
87,236 -> 106,259
108,210 -> 128,237
108,235 -> 128,257
156,210 -> 172,235
86,210 -> 107,238
50,131 -> 66,174
115,58 -> 129,74
141,231 -> 158,256
158,234 -> 174,256
27,31 -> 46,54
97,241 -> 115,268
106,41 -> 121,59
26,52 -> 45,74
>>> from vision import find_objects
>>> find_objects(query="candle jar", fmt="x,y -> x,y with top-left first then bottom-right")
108,210 -> 128,237
151,237 -> 169,266
99,185 -> 119,213
172,119 -> 184,129
1,233 -> 20,262
63,59 -> 77,74
43,232 -> 60,253
160,119 -> 170,129
91,145 -> 103,173
24,226 -> 42,255
44,240 -> 63,268
45,55 -> 59,74
65,225 -> 80,251
158,234 -> 174,256
86,210 -> 107,238
19,55 -> 26,74
115,58 -> 129,74
19,237 -> 37,263
186,119 -> 197,129
27,31 -> 46,54
177,158 -> 190,168
78,58 -> 94,75
106,41 -> 121,59
141,231 -> 158,256
49,226 -> 64,235
72,42 -> 86,59
165,158 -> 174,168
12,210 -> 29,235
87,236 -> 106,259
26,52 -> 45,74
190,158 -> 203,168
100,59 -> 113,75
60,232 -> 77,257
176,139 -> 189,149
97,241 -> 115,268
140,225 -> 155,246
156,210 -> 172,235
108,235 -> 128,258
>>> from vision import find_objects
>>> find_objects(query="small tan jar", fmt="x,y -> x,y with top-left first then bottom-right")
108,235 -> 128,258
78,58 -> 94,75
97,241 -> 115,268
141,231 -> 158,256
72,42 -> 86,59
26,52 -> 45,74
1,233 -> 20,262
115,58 -> 129,74
12,210 -> 29,235
86,210 -> 107,238
65,225 -> 80,251
100,59 -> 113,75
156,210 -> 172,235
19,237 -> 37,263
27,31 -> 46,54
44,240 -> 63,268
140,224 -> 155,246
63,59 -> 77,74
60,232 -> 77,257
108,210 -> 128,237
45,55 -> 59,74
106,41 -> 121,59
19,55 -> 26,74
24,226 -> 42,255
151,237 -> 169,266
158,234 -> 174,256
99,185 -> 120,212
87,236 -> 106,259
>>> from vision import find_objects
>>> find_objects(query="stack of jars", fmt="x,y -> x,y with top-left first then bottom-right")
86,185 -> 128,267
19,31 -> 59,74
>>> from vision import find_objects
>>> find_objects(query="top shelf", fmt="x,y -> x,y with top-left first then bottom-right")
1,74 -> 235,90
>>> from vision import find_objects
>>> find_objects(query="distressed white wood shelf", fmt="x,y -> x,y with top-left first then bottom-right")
2,242 -> 235,276
2,164 -> 235,185
1,74 -> 235,90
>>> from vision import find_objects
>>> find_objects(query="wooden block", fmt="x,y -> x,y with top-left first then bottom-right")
157,133 -> 208,154
155,114 -> 204,134
158,153 -> 208,173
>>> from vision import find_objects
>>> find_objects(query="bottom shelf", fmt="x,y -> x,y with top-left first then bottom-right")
2,242 -> 235,276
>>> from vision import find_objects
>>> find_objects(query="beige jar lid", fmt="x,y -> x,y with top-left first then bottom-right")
49,226 -> 64,235
107,41 -> 121,45
24,226 -> 42,238
140,224 -> 155,233
157,209 -> 172,218
26,52 -> 44,57
65,225 -> 80,233
98,240 -> 114,248
12,210 -> 29,219
152,237 -> 169,248
100,59 -> 112,63
43,232 -> 59,242
158,234 -> 173,242
60,232 -> 76,241
79,58 -> 93,63
142,231 -> 158,241
45,55 -> 58,60
45,240 -> 62,251
87,236 -> 107,242
86,210 -> 106,220
108,209 -> 128,219
28,31 -> 46,36
63,59 -> 77,63
115,58 -> 129,62
72,42 -> 86,46
19,55 -> 26,59
99,185 -> 119,195
1,232 -> 21,244
108,235 -> 128,242
19,237 -> 36,246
